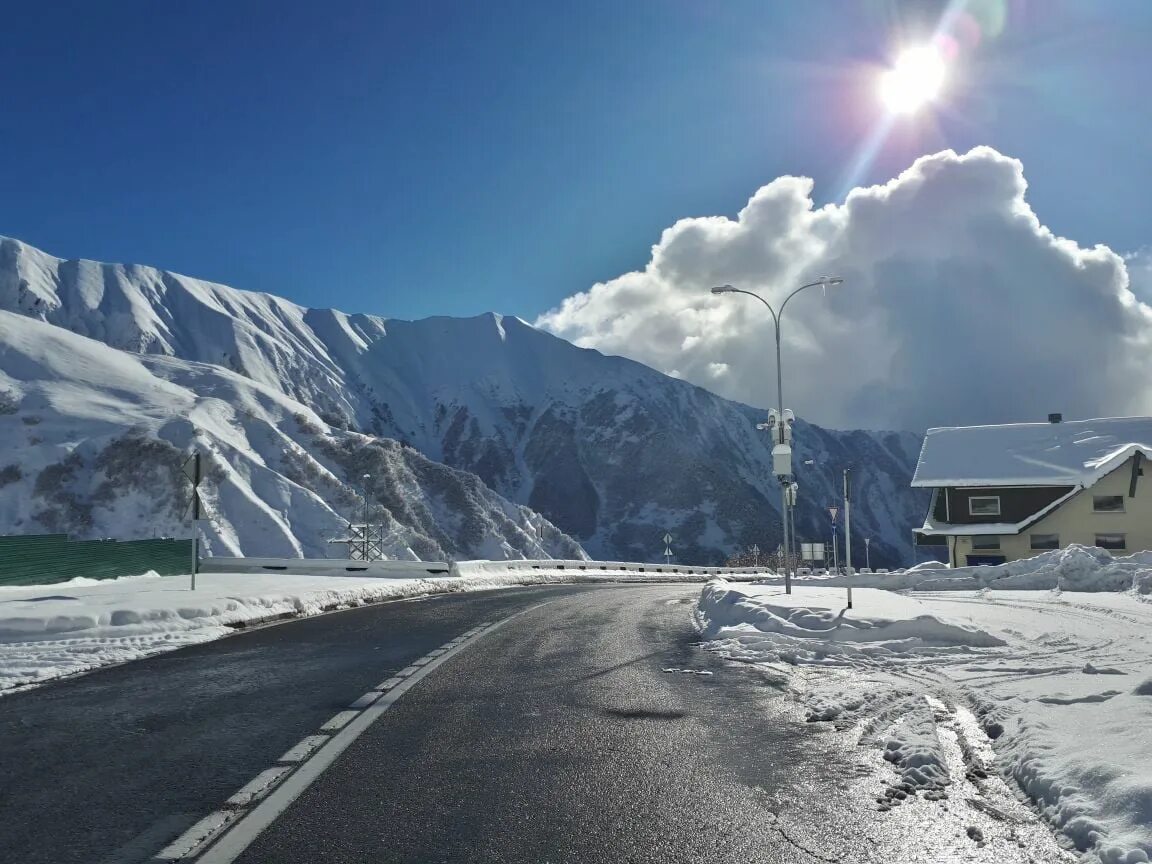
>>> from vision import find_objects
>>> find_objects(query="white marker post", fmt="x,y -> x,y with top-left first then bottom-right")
663,532 -> 673,567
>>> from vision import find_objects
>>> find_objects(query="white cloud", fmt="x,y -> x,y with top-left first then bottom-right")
538,147 -> 1152,431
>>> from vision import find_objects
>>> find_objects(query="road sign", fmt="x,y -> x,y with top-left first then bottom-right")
750,543 -> 760,555
663,532 -> 673,544
828,506 -> 839,522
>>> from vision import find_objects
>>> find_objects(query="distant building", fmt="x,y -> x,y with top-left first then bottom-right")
911,415 -> 1152,566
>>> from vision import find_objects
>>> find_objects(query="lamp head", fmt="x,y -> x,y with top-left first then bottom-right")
710,285 -> 735,294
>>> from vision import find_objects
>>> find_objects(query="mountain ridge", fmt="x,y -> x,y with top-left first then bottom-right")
0,235 -> 927,566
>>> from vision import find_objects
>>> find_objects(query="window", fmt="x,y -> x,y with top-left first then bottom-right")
972,535 -> 1001,550
1093,495 -> 1125,513
1030,533 -> 1060,550
1095,533 -> 1126,550
968,496 -> 1001,517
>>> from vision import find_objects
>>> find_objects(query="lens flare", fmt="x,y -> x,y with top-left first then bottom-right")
879,45 -> 947,114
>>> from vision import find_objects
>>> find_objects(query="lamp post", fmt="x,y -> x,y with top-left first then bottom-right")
865,537 -> 872,571
711,277 -> 843,594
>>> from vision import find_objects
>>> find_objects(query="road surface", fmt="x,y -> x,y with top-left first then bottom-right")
0,583 -> 1066,863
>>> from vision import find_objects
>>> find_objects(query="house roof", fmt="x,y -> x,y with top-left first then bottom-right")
911,416 -> 1152,488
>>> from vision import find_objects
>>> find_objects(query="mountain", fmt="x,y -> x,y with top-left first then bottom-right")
0,308 -> 585,561
0,236 -> 926,566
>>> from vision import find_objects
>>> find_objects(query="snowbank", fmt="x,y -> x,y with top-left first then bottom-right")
805,545 -> 1152,593
696,581 -> 1152,863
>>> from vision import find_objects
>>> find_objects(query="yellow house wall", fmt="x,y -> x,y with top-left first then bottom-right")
952,457 -> 1152,565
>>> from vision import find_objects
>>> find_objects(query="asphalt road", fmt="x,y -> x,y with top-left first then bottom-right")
0,584 -> 600,864
0,582 -> 1053,864
230,584 -> 874,864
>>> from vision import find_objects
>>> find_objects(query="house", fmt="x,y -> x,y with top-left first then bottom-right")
911,415 -> 1152,566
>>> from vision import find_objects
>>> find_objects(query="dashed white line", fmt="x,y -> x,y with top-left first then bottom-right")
277,736 -> 329,764
348,691 -> 382,710
192,602 -> 553,864
319,710 -> 360,732
225,766 -> 294,808
374,676 -> 404,691
152,810 -> 237,861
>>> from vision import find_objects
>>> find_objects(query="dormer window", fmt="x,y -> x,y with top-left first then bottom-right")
968,496 -> 1001,517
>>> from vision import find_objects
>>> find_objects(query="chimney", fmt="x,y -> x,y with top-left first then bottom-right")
1048,413 -> 1063,424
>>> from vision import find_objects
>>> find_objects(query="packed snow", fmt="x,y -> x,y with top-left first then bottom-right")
697,576 -> 1152,863
912,416 -> 1152,487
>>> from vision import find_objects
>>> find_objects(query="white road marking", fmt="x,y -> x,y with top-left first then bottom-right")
152,810 -> 237,860
348,691 -> 382,710
277,735 -> 329,764
319,710 -> 359,732
374,676 -> 404,690
194,602 -> 552,864
225,766 -> 294,808
410,656 -> 433,666
98,814 -> 195,864
395,665 -> 421,677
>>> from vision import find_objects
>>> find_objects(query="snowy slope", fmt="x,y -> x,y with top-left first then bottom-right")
0,310 -> 584,561
0,236 -> 926,565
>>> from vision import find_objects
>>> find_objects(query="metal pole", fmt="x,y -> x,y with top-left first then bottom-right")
844,467 -> 853,608
789,497 -> 797,576
190,452 -> 201,591
844,467 -> 852,572
832,526 -> 839,574
361,473 -> 371,561
865,538 -> 871,571
775,322 -> 791,594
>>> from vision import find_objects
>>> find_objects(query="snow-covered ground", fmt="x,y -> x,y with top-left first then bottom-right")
697,580 -> 1152,864
0,566 -> 639,694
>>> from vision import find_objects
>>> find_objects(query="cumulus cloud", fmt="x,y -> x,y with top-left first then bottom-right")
537,147 -> 1152,431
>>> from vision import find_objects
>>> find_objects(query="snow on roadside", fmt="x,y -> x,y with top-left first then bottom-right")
811,544 -> 1152,593
696,580 -> 1152,864
0,566 -> 643,694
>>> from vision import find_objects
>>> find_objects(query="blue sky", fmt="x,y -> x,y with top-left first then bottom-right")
1,0 -> 1149,321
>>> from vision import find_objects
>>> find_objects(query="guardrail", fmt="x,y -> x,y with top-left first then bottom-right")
199,557 -> 451,577
198,556 -> 773,581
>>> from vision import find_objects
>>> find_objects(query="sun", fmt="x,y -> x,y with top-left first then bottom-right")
879,45 -> 947,115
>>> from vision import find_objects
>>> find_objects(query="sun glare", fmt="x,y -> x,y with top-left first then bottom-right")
879,45 -> 946,115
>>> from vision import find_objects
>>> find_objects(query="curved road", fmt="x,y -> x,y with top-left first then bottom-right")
0,583 -> 1062,863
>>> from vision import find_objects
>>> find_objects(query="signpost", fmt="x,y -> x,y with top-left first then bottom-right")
828,505 -> 840,580
182,452 -> 202,591
663,532 -> 673,566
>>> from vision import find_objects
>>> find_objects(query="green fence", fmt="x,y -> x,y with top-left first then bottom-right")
0,534 -> 193,587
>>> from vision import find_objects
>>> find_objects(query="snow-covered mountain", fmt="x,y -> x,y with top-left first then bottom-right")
0,308 -> 584,561
0,237 -> 926,565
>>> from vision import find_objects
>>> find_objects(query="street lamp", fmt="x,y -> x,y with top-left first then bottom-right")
711,276 -> 844,593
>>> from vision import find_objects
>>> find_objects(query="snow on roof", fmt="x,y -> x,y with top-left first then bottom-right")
911,416 -> 1152,488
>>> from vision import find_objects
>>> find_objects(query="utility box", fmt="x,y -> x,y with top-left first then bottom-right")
772,442 -> 792,477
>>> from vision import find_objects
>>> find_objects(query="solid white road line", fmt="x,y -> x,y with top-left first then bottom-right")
192,608 -> 545,864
